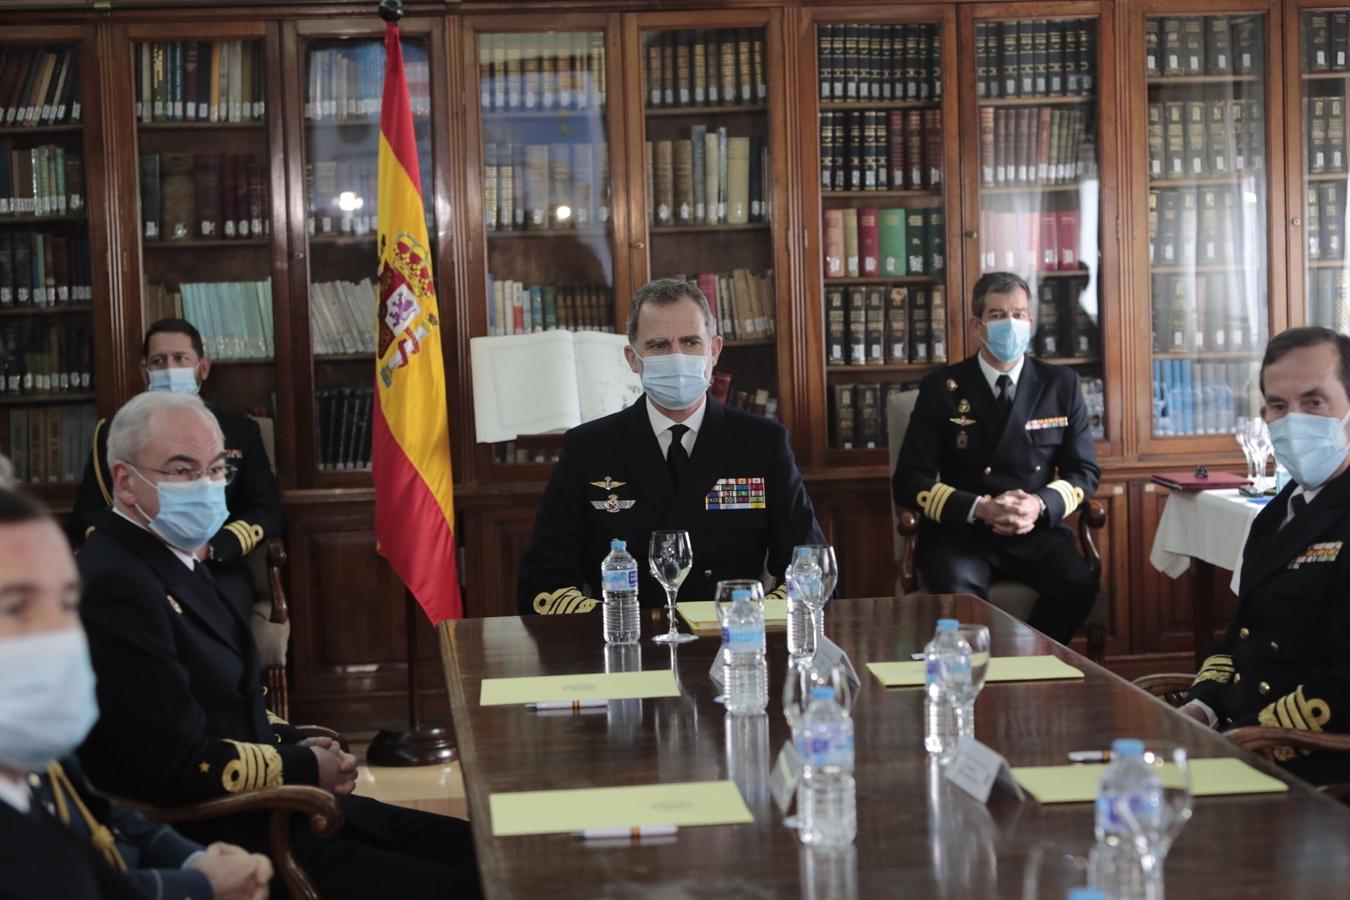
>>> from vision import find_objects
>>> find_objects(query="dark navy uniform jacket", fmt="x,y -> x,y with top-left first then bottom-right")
517,395 -> 824,614
892,354 -> 1101,556
1187,470 -> 1350,783
70,408 -> 282,564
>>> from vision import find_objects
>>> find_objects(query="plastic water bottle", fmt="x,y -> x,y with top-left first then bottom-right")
723,588 -> 768,714
786,547 -> 822,659
1092,738 -> 1159,898
796,684 -> 856,847
600,539 -> 639,645
923,618 -> 961,757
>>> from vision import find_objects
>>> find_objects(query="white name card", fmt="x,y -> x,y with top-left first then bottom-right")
943,736 -> 1025,804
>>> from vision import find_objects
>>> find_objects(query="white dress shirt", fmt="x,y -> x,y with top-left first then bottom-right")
977,351 -> 1025,401
647,395 -> 707,460
0,774 -> 30,813
114,508 -> 197,570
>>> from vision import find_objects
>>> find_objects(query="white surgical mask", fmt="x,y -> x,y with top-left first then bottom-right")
1269,410 -> 1350,489
0,629 -> 99,773
639,352 -> 710,410
147,367 -> 199,394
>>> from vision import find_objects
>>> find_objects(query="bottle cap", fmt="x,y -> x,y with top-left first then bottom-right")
731,588 -> 752,601
1110,738 -> 1144,758
610,539 -> 626,550
1067,890 -> 1107,900
937,618 -> 959,632
795,546 -> 812,558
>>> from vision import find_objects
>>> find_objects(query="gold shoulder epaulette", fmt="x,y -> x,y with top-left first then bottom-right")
533,587 -> 599,615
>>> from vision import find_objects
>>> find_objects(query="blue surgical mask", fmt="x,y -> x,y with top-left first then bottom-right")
147,366 -> 200,394
0,629 -> 99,773
982,317 -> 1031,364
639,352 -> 710,410
1269,410 -> 1350,489
132,468 -> 229,551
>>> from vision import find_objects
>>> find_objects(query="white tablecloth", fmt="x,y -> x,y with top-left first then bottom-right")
1148,489 -> 1268,594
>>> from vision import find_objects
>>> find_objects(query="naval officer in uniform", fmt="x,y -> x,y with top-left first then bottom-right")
892,271 -> 1101,643
517,278 -> 824,615
1182,327 -> 1350,785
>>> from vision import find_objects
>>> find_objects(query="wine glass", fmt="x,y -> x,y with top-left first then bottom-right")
1252,418 -> 1274,493
649,530 -> 695,644
1022,843 -> 1092,900
1121,742 -> 1194,896
793,544 -> 839,651
948,625 -> 991,742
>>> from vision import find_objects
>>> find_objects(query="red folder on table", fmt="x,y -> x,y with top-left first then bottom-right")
1150,469 -> 1251,492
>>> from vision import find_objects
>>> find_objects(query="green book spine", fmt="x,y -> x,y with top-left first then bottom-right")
878,207 -> 907,276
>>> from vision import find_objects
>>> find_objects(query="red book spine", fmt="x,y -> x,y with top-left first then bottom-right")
923,108 -> 943,188
1039,211 -> 1059,271
1058,209 -> 1080,269
696,272 -> 718,323
887,110 -> 905,192
858,207 -> 880,277
1021,210 -> 1039,272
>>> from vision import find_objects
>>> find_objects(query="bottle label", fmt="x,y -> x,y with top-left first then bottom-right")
797,724 -> 854,769
727,623 -> 764,650
602,567 -> 637,593
924,658 -> 939,688
1096,785 -> 1162,835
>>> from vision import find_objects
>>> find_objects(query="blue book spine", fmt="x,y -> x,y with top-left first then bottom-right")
530,286 -> 543,333
1180,359 -> 1195,435
1152,359 -> 1164,435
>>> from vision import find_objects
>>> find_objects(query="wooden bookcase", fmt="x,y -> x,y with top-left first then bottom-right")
0,0 -> 1338,727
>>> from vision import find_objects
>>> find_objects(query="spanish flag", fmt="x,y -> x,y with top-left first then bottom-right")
373,22 -> 461,622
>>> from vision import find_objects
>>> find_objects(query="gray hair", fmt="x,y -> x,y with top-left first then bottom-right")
971,271 -> 1031,319
626,278 -> 718,343
0,452 -> 12,488
107,392 -> 223,471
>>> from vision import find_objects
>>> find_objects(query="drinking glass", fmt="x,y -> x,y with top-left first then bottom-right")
649,530 -> 695,644
1022,843 -> 1092,900
949,625 -> 991,741
1234,416 -> 1255,482
1122,742 -> 1193,896
1252,418 -> 1274,493
793,544 -> 839,650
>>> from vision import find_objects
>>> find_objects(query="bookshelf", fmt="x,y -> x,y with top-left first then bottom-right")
0,35 -> 99,491
1140,11 -> 1273,443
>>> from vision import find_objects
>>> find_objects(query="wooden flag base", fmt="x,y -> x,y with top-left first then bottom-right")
366,591 -> 457,767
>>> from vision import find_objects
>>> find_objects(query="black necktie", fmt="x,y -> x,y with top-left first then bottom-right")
996,374 -> 1014,417
1290,493 -> 1308,519
667,424 -> 690,485
194,560 -> 222,596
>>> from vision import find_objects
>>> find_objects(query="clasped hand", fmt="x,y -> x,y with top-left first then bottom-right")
302,736 -> 358,796
974,489 -> 1041,536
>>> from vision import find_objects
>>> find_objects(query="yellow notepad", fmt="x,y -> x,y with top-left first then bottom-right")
478,669 -> 680,706
1012,757 -> 1289,804
489,780 -> 754,836
677,596 -> 789,635
866,655 -> 1084,687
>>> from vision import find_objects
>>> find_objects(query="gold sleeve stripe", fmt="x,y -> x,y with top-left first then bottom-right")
224,521 -> 262,555
91,418 -> 111,504
222,739 -> 284,793
265,709 -> 289,726
533,587 -> 598,615
765,584 -> 788,601
918,482 -> 956,522
1047,479 -> 1084,517
1191,654 -> 1234,686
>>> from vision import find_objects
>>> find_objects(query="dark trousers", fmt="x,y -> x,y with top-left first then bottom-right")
918,525 -> 1097,644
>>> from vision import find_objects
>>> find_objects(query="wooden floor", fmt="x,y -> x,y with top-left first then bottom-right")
350,735 -> 469,820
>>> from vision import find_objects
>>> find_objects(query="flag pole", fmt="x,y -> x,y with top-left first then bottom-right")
365,0 -> 456,767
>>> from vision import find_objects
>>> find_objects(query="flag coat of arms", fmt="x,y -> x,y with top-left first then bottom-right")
374,22 -> 461,622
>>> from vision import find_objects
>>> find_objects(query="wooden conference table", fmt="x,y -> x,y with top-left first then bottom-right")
437,595 -> 1350,898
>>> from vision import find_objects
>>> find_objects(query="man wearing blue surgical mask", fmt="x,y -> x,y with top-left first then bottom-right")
1181,327 -> 1350,785
0,487 -> 273,900
893,271 -> 1101,644
69,318 -> 282,623
517,278 -> 823,614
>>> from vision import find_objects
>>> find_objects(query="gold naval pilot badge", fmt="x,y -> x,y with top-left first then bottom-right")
590,476 -> 626,490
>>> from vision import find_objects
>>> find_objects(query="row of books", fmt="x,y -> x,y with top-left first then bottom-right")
975,19 -> 1096,100
817,24 -> 940,104
1306,182 -> 1347,261
0,232 -> 92,307
479,32 -> 606,113
1151,273 -> 1262,354
484,141 -> 611,232
0,46 -> 81,128
978,106 -> 1093,187
308,160 -> 375,237
1147,186 -> 1261,268
825,284 -> 948,367
1,143 -> 83,216
709,375 -> 778,419
831,382 -> 911,450
1033,280 -> 1098,360
1144,16 -> 1263,78
1152,359 -> 1259,437
643,29 -> 766,109
317,387 -> 373,471
1305,12 -> 1350,73
646,133 -> 768,227
310,279 -> 376,356
1309,268 -> 1350,332
819,109 -> 943,193
823,207 -> 945,279
309,44 -> 430,122
690,270 -> 774,342
1,323 -> 92,395
1304,96 -> 1348,175
145,281 -> 274,360
1146,100 -> 1267,182
486,280 -> 614,336
139,152 -> 270,242
135,41 -> 265,124
2,404 -> 97,485
977,208 -> 1083,274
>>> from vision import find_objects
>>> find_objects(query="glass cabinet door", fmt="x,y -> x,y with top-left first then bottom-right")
475,26 -> 616,467
637,19 -> 779,423
1143,12 -> 1270,438
807,12 -> 955,462
974,13 -> 1107,442
1299,9 -> 1350,331
299,31 -> 433,480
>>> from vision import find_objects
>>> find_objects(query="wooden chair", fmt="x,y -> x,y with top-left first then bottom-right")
247,537 -> 292,721
1133,673 -> 1350,803
886,389 -> 1111,664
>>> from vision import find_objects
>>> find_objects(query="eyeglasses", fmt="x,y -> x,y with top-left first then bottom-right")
131,461 -> 237,485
